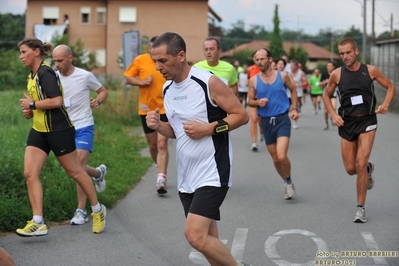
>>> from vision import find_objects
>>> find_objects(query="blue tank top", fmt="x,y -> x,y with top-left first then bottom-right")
256,71 -> 290,117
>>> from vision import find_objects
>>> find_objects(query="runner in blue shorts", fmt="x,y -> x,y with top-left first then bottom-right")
248,48 -> 300,200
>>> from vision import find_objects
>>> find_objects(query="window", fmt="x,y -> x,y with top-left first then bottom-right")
42,6 -> 59,25
81,7 -> 91,24
119,7 -> 137,23
96,7 -> 106,24
96,49 -> 106,67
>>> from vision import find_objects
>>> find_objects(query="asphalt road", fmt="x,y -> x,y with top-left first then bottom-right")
1,100 -> 398,266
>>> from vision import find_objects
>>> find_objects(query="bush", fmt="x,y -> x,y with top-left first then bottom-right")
0,50 -> 29,91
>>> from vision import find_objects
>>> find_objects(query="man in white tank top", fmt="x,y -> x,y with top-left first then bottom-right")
147,32 -> 251,266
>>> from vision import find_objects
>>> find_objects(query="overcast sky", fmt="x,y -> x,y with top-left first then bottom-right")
1,0 -> 398,36
209,0 -> 398,36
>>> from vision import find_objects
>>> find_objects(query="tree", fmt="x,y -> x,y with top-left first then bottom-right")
0,13 -> 26,51
287,46 -> 308,73
269,4 -> 285,59
51,34 -> 97,71
229,50 -> 254,66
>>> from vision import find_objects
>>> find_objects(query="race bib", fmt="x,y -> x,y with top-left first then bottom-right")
64,97 -> 71,107
350,95 -> 363,105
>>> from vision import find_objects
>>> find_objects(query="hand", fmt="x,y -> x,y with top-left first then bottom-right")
375,104 -> 388,114
22,108 -> 33,119
19,92 -> 32,110
290,109 -> 299,120
183,121 -> 208,140
141,75 -> 153,86
331,114 -> 344,127
258,98 -> 268,108
90,97 -> 101,109
146,108 -> 160,130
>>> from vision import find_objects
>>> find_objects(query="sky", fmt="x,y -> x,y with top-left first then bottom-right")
1,0 -> 398,36
209,0 -> 399,36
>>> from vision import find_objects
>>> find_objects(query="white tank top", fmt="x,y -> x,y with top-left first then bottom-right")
163,67 -> 233,193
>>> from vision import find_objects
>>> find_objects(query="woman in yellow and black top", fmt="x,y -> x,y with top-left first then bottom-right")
17,37 -> 106,236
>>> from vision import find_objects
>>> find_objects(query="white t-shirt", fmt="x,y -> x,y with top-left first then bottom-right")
284,63 -> 291,74
292,70 -> 304,97
163,67 -> 233,193
58,67 -> 102,129
238,72 -> 248,93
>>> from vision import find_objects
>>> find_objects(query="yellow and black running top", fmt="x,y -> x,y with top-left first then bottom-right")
27,61 -> 73,132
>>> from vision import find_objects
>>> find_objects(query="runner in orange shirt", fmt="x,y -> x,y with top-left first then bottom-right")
124,36 -> 169,194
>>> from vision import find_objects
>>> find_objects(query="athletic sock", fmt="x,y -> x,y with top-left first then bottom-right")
357,204 -> 364,208
33,215 -> 43,224
157,173 -> 166,179
285,177 -> 292,184
91,202 -> 101,213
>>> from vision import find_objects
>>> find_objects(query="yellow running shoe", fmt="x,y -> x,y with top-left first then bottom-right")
16,219 -> 48,237
92,204 -> 106,233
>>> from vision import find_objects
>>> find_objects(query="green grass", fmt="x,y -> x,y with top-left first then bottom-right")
0,88 -> 152,232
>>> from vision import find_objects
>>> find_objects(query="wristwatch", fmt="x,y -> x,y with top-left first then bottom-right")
214,120 -> 229,135
29,101 -> 36,110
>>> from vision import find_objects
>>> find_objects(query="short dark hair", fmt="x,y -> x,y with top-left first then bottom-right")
275,58 -> 287,67
204,37 -> 221,49
150,36 -> 158,43
152,32 -> 186,56
290,59 -> 299,66
338,38 -> 358,50
327,61 -> 336,67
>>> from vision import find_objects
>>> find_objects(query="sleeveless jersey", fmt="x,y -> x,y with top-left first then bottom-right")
163,67 -> 232,193
27,61 -> 73,132
337,64 -> 376,117
256,71 -> 290,117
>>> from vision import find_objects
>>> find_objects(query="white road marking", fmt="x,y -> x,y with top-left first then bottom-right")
361,232 -> 389,265
265,229 -> 329,266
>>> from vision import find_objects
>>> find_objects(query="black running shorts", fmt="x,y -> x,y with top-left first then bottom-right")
339,114 -> 377,141
141,114 -> 168,134
27,127 -> 76,156
179,186 -> 229,221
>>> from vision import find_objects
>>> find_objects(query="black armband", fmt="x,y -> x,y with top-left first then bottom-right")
214,120 -> 229,135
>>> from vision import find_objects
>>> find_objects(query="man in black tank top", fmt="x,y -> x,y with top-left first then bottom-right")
323,38 -> 396,223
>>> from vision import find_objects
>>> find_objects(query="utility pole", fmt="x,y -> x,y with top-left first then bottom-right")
331,34 -> 334,61
371,0 -> 375,45
390,13 -> 394,37
362,0 -> 366,63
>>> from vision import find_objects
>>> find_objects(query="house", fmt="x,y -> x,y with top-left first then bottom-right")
371,37 -> 399,109
25,0 -> 221,76
220,40 -> 340,71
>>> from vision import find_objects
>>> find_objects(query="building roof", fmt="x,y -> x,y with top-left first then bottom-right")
220,40 -> 339,60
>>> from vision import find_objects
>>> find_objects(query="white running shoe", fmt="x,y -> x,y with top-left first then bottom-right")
71,209 -> 89,225
251,142 -> 258,152
94,164 -> 107,193
284,183 -> 297,200
157,176 -> 167,194
353,206 -> 367,223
